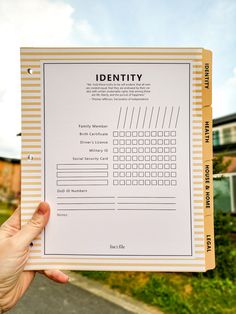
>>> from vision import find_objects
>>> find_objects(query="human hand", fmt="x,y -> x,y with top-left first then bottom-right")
0,202 -> 69,313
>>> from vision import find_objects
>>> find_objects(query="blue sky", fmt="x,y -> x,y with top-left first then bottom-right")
0,0 -> 236,158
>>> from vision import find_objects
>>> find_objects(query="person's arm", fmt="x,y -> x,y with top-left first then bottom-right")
0,202 -> 69,313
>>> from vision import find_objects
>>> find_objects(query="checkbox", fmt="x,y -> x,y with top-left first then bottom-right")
139,180 -> 144,185
145,131 -> 150,137
171,155 -> 176,161
145,172 -> 150,177
171,139 -> 176,145
164,139 -> 169,145
126,180 -> 131,185
120,180 -> 125,185
126,172 -> 131,177
171,172 -> 176,177
132,163 -> 138,169
139,147 -> 144,153
158,147 -> 163,153
113,155 -> 118,161
138,155 -> 144,161
138,139 -> 144,145
151,155 -> 157,161
158,172 -> 163,177
171,180 -> 177,186
145,180 -> 150,185
164,131 -> 169,137
171,147 -> 176,153
133,180 -> 138,185
126,155 -> 131,161
132,147 -> 138,153
126,131 -> 131,137
158,155 -> 163,161
113,172 -> 118,177
164,164 -> 170,169
120,155 -> 125,161
151,131 -> 157,137
139,171 -> 144,177
164,172 -> 170,177
138,164 -> 144,169
132,172 -> 138,177
113,131 -> 118,137
126,164 -> 131,169
158,180 -> 163,185
119,131 -> 125,137
119,139 -> 125,145
126,147 -> 131,153
132,139 -> 138,145
120,164 -> 125,169
120,172 -> 125,177
151,147 -> 156,153
164,147 -> 169,153
158,139 -> 163,145
171,163 -> 176,169
132,131 -> 137,137
126,139 -> 131,145
151,139 -> 156,145
164,155 -> 170,161
145,147 -> 150,153
113,180 -> 118,185
158,163 -> 163,169
158,131 -> 163,137
151,180 -> 157,185
151,172 -> 157,177
145,164 -> 150,169
151,163 -> 157,169
164,180 -> 170,185
145,155 -> 150,161
113,139 -> 118,145
171,131 -> 176,137
138,131 -> 144,137
145,139 -> 150,145
113,147 -> 118,153
120,147 -> 125,153
132,155 -> 138,161
113,164 -> 119,169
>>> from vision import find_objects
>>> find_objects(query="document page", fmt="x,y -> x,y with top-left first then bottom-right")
21,47 -> 214,271
43,62 -> 192,256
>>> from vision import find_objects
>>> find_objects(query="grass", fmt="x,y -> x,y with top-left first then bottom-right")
0,202 -> 14,225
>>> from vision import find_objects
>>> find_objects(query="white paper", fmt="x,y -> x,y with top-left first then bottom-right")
42,62 -> 193,257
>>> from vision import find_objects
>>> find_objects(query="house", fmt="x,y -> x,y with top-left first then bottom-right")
0,156 -> 21,205
213,113 -> 236,213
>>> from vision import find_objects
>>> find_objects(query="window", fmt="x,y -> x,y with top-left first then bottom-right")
222,127 -> 232,144
213,130 -> 220,146
214,173 -> 236,213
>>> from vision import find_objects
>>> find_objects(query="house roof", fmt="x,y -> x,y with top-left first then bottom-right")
213,113 -> 236,127
0,156 -> 20,164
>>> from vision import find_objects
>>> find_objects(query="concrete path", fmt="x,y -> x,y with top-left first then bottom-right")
9,273 -> 132,314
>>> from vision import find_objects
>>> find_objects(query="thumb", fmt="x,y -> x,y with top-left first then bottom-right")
17,202 -> 50,247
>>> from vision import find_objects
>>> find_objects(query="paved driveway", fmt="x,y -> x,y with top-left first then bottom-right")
9,273 -> 132,314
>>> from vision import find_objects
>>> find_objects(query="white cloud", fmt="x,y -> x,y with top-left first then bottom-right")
0,0 -> 103,158
213,67 -> 236,118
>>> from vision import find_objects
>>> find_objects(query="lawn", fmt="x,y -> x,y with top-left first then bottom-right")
77,212 -> 236,314
0,202 -> 14,225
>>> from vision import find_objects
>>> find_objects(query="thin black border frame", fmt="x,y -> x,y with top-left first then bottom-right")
43,62 -> 193,257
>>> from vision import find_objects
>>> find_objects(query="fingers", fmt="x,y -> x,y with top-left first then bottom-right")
0,207 -> 21,238
39,269 -> 69,284
16,202 -> 50,247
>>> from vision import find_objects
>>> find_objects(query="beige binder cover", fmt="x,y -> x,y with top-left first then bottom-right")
21,47 -> 215,271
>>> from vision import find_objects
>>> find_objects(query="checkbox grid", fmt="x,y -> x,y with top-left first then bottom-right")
112,130 -> 177,186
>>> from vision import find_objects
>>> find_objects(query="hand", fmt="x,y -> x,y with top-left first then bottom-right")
0,202 -> 69,313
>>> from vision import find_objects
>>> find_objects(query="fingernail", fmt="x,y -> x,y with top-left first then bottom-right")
37,202 -> 49,215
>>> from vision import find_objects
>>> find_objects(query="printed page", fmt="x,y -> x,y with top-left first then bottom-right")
42,62 -> 192,256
